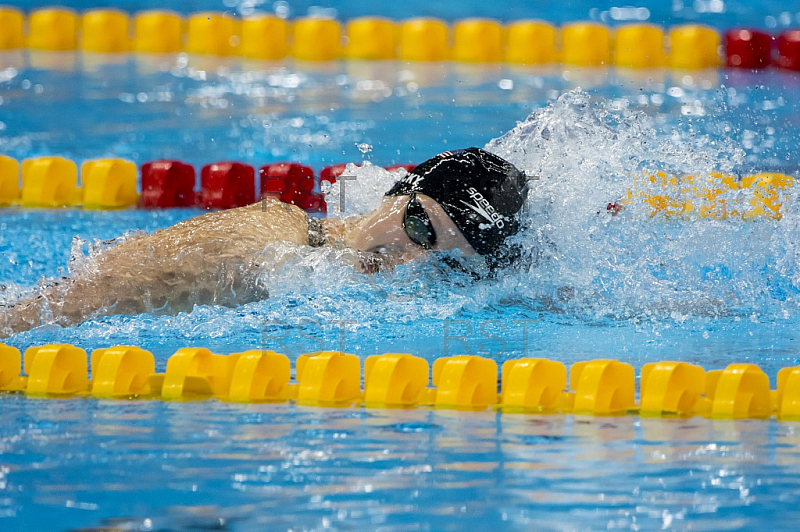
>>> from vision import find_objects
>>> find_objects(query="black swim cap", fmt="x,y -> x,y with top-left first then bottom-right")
385,148 -> 528,258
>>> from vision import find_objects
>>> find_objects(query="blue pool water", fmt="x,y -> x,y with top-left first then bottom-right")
3,0 -> 800,530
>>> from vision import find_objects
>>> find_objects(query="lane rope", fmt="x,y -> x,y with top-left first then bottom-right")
1,343 -> 798,420
1,7 -> 798,70
0,155 -> 795,219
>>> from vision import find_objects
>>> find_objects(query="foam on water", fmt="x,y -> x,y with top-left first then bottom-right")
490,89 -> 800,320
303,89 -> 800,324
323,161 -> 396,218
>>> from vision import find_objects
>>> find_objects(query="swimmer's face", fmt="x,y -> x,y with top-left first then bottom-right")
352,194 -> 477,270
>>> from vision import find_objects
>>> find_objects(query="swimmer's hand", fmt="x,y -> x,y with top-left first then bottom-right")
0,299 -> 41,338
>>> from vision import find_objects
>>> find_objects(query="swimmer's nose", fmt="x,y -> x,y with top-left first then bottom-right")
361,231 -> 427,262
353,209 -> 416,254
353,214 -> 427,270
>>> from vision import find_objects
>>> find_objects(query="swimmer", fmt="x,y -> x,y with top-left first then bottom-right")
0,148 -> 528,337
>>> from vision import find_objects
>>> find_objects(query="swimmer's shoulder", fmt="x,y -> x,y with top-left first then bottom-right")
235,198 -> 309,243
194,197 -> 305,222
144,198 -> 308,247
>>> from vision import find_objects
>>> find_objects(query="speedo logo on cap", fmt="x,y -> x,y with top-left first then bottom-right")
461,187 -> 505,229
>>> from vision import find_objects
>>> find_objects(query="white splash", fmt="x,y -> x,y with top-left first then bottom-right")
482,89 -> 797,319
311,89 -> 800,320
322,162 -> 401,217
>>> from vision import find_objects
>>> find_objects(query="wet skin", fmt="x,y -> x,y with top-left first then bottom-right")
1,195 -> 476,336
352,194 -> 477,270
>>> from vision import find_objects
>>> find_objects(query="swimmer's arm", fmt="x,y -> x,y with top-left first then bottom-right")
1,199 -> 310,336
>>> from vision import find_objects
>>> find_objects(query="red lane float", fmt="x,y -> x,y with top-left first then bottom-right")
725,28 -> 773,69
139,160 -> 196,208
5,155 -> 417,213
386,163 -> 416,173
296,191 -> 326,213
777,30 -> 800,71
200,162 -> 255,209
260,162 -> 315,200
259,162 -> 325,212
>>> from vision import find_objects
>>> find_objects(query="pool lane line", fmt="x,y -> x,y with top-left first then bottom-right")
1,344 -> 798,420
2,8 -> 799,71
1,155 -> 795,221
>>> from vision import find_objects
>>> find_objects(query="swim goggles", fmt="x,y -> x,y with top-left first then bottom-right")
403,193 -> 437,249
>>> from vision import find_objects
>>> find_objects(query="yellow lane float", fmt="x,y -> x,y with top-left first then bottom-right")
2,342 -> 799,421
626,171 -> 794,220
